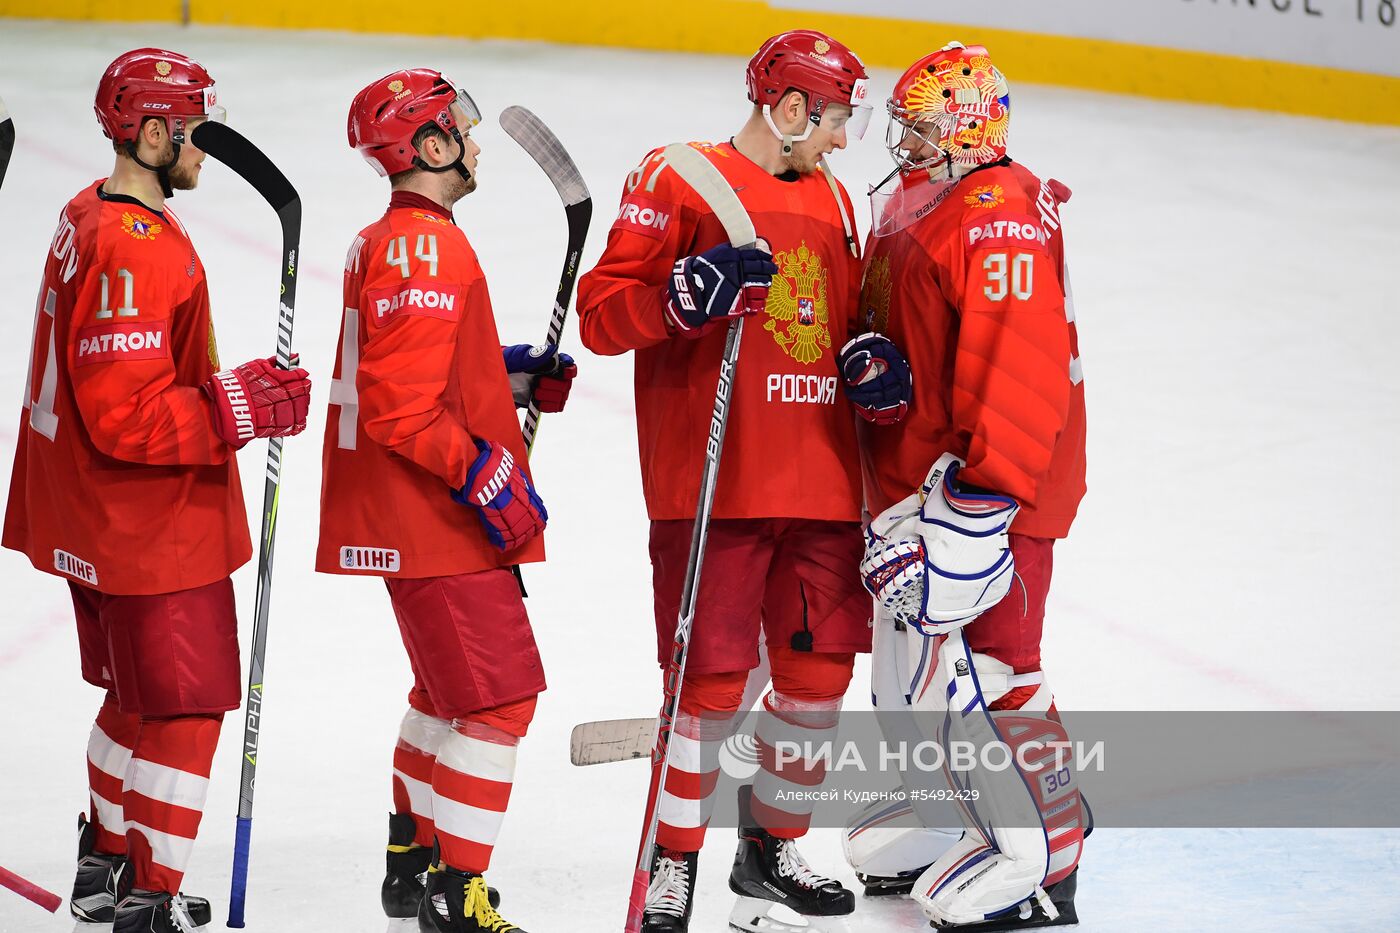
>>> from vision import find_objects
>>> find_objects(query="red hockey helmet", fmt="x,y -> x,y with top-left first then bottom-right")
347,69 -> 481,177
886,42 -> 1010,176
745,30 -> 872,149
94,48 -> 223,146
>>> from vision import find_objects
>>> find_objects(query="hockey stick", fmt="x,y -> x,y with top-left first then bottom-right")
188,121 -> 300,930
624,143 -> 758,933
498,105 -> 592,454
0,865 -> 61,913
0,97 -> 14,191
572,644 -> 771,766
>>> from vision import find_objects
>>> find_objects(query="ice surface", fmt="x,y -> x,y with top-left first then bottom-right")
1,19 -> 1398,933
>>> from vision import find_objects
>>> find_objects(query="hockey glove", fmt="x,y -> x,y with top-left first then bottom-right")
664,240 -> 778,336
501,343 -> 577,413
452,439 -> 547,551
838,332 -> 912,424
203,356 -> 311,449
861,453 -> 1019,635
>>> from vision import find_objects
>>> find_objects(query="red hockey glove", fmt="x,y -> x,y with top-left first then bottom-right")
203,356 -> 311,449
451,440 -> 547,551
501,344 -> 578,413
532,354 -> 577,413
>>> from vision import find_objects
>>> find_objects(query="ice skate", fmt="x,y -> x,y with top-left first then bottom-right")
929,870 -> 1078,931
417,862 -> 523,933
73,817 -> 210,929
113,891 -> 210,933
642,846 -> 699,932
383,812 -> 434,919
384,823 -> 500,923
72,815 -> 126,924
728,788 -> 855,932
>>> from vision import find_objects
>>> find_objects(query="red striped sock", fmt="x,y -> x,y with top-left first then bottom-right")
751,691 -> 840,840
432,721 -> 518,873
392,708 -> 449,847
87,694 -> 138,856
122,715 -> 220,894
654,711 -> 728,853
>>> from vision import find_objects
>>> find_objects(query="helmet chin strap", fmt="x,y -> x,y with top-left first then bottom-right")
412,126 -> 473,185
762,104 -> 816,158
123,135 -> 180,197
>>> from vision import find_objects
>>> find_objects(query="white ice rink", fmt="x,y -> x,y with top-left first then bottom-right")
2,18 -> 1399,933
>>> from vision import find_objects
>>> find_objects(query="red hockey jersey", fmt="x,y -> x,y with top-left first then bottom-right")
577,142 -> 863,522
3,181 -> 250,595
859,162 -> 1087,538
317,192 -> 544,578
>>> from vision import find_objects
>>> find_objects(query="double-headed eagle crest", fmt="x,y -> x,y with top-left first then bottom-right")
765,241 -> 831,365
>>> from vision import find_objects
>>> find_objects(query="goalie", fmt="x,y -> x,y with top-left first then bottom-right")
842,43 -> 1090,931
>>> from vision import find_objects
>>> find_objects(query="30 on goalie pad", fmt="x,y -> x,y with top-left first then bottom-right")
861,453 -> 1019,635
911,630 -> 1085,927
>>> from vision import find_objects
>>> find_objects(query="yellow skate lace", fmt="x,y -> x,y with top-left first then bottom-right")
464,876 -> 518,933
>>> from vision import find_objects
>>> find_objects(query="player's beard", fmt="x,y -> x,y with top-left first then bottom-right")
783,140 -> 823,175
443,167 -> 475,205
168,158 -> 200,191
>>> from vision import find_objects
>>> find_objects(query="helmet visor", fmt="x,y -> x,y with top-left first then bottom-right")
446,80 -> 482,129
202,85 -> 226,125
818,101 -> 873,141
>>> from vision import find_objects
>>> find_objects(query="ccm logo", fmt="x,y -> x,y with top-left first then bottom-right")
75,321 -> 169,366
613,195 -> 671,240
367,283 -> 463,326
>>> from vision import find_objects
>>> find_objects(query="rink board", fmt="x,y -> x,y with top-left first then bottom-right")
3,0 -> 1399,125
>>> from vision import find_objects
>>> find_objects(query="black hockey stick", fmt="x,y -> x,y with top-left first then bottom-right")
0,97 -> 14,191
498,105 -> 592,454
624,143 -> 756,933
188,120 -> 299,930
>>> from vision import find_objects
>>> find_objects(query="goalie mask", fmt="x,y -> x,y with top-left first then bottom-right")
869,43 -> 1011,237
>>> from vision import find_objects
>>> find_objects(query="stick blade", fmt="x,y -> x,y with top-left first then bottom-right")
659,143 -> 756,248
191,122 -> 297,214
499,105 -> 590,206
570,717 -> 656,766
0,97 -> 14,190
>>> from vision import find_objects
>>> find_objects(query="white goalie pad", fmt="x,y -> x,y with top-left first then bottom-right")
907,630 -> 1085,927
860,454 -> 1019,637
843,792 -> 962,881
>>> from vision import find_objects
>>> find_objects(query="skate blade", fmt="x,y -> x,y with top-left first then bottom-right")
728,897 -> 854,933
73,924 -> 113,933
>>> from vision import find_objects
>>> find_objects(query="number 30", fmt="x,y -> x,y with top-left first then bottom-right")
983,252 -> 1034,302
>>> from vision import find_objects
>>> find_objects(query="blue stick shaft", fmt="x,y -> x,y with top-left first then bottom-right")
227,816 -> 252,927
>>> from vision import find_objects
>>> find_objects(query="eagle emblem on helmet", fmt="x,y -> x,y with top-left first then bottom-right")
155,61 -> 172,77
765,242 -> 831,365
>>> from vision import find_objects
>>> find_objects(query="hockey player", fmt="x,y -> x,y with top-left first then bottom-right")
319,69 -> 575,933
852,43 -> 1089,929
2,48 -> 311,933
577,29 -> 908,933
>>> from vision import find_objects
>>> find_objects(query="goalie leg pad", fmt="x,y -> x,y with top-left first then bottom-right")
910,630 -> 1085,926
